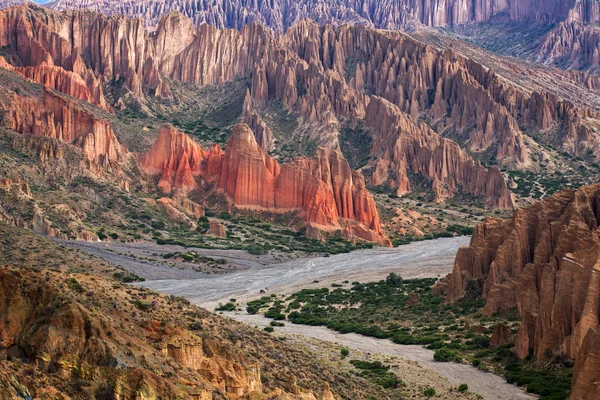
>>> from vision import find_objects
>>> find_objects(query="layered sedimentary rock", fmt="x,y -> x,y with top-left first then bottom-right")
47,0 -> 600,30
208,219 -> 227,238
7,6 -> 599,205
442,184 -> 600,397
139,124 -> 206,193
204,124 -> 386,243
364,97 -> 514,208
539,22 -> 600,75
0,265 -> 337,399
0,57 -> 109,110
141,124 -> 387,243
3,87 -> 125,172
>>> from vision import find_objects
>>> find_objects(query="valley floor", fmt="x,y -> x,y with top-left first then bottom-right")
62,236 -> 535,399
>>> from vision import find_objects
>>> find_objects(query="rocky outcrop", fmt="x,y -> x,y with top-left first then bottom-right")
204,124 -> 387,243
7,6 -> 599,204
0,178 -> 31,198
47,0 -> 600,30
138,124 -> 206,194
442,184 -> 600,375
208,220 -> 227,238
0,57 -> 110,111
3,87 -> 125,173
242,89 -> 274,152
490,324 -> 514,348
0,264 -> 339,399
539,22 -> 600,75
141,124 -> 387,243
364,97 -> 514,208
572,328 -> 600,399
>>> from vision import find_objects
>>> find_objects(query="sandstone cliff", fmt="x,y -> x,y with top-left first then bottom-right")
3,87 -> 125,173
205,124 -> 387,243
539,21 -> 600,75
138,124 -> 206,193
7,6 -> 598,207
141,124 -> 388,243
441,184 -> 600,398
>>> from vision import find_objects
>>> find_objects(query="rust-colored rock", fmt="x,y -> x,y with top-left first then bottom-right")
203,124 -> 387,244
139,124 -> 206,194
365,97 -> 514,208
442,184 -> 600,376
3,87 -> 125,173
490,324 -> 514,348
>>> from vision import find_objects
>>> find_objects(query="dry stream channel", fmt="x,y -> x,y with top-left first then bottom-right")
63,236 -> 535,400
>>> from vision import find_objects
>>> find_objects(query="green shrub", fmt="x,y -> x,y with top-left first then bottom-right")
458,383 -> 468,392
423,387 -> 436,397
264,326 -> 274,333
215,302 -> 236,311
433,348 -> 458,362
340,348 -> 350,358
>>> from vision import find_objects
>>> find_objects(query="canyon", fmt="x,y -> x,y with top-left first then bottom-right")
43,0 -> 600,75
45,0 -> 600,30
4,4 -> 598,209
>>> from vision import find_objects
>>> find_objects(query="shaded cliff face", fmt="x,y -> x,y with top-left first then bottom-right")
47,0 -> 599,30
441,184 -> 600,397
538,21 -> 600,75
364,97 -> 514,208
142,123 -> 388,244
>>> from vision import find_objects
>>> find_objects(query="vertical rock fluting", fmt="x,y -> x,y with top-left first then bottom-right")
441,184 -> 600,398
203,124 -> 387,243
138,124 -> 206,194
6,6 -> 596,206
141,124 -> 387,243
364,97 -> 514,208
2,87 -> 125,172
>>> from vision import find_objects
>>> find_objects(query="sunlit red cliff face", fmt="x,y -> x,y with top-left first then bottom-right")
12,5 -> 600,208
140,124 -> 388,244
440,184 -> 600,399
1,85 -> 125,174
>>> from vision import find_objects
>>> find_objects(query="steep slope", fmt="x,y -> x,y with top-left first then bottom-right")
44,0 -> 600,76
0,5 -> 525,208
440,183 -> 600,399
46,0 -> 599,30
0,223 -> 392,399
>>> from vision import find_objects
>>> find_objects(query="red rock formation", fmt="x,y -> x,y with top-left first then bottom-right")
141,124 -> 387,243
3,87 -> 125,172
208,220 -> 227,238
0,57 -> 110,111
138,124 -> 206,193
364,97 -> 514,208
572,328 -> 600,399
442,184 -> 600,368
490,324 -> 514,348
203,124 -> 387,243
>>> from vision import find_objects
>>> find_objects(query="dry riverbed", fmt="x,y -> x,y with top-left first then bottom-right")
61,236 -> 535,400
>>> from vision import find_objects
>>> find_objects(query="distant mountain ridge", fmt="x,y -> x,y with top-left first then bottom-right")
43,0 -> 600,31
